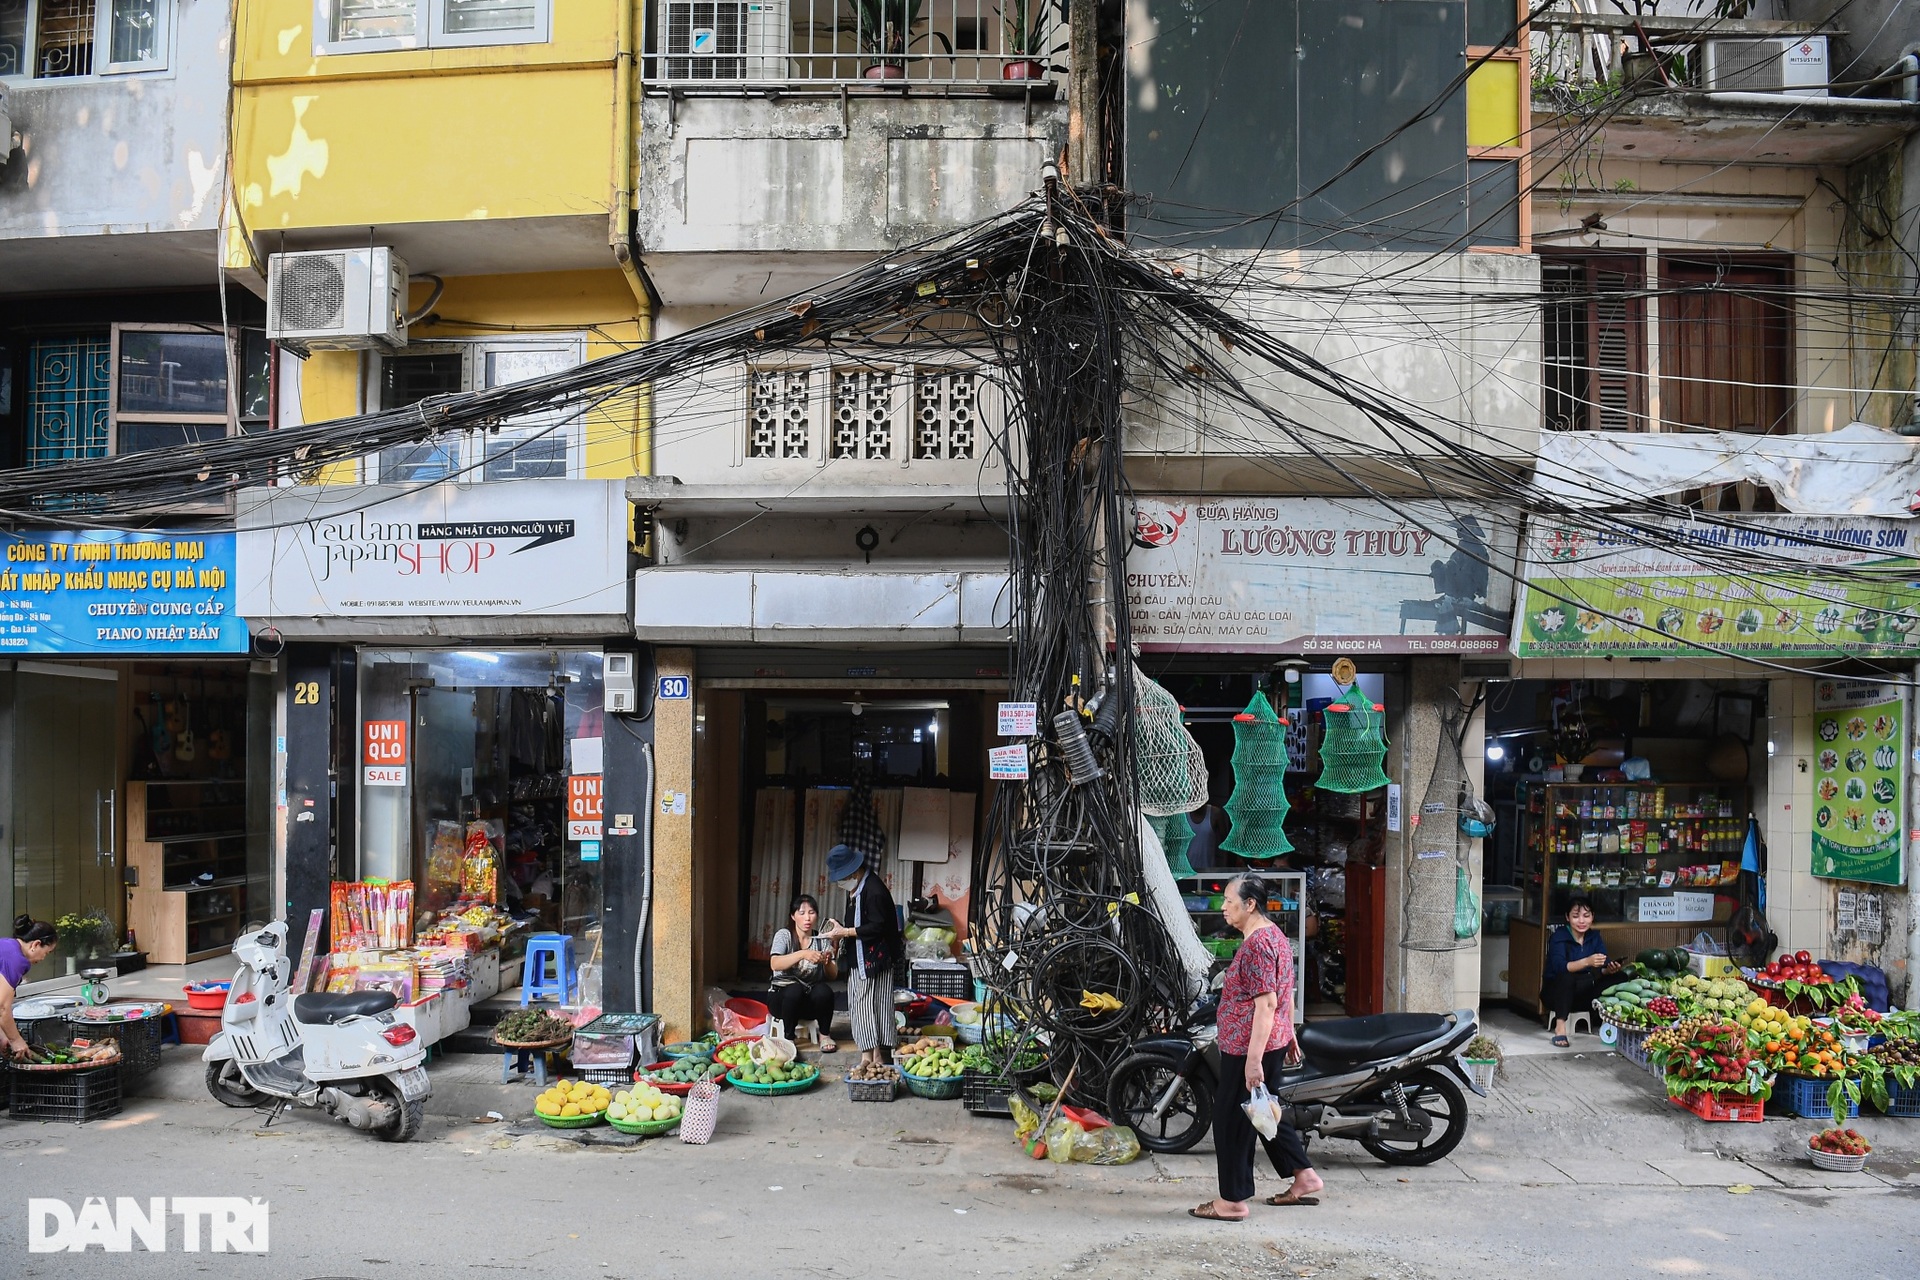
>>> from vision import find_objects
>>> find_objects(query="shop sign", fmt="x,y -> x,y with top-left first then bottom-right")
988,744 -> 1030,780
1636,891 -> 1715,923
1125,498 -> 1516,653
363,719 -> 407,787
0,530 -> 247,655
567,775 -> 604,840
1811,680 -> 1907,887
1512,516 -> 1920,659
997,702 -> 1038,736
236,482 -> 628,621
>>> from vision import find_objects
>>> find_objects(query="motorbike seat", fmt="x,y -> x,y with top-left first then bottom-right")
293,991 -> 398,1024
1295,1012 -> 1454,1069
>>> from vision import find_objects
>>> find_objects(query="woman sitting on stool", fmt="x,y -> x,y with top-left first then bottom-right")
1545,897 -> 1621,1047
768,894 -> 839,1053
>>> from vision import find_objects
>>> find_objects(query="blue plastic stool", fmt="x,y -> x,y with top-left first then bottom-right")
520,933 -> 576,1006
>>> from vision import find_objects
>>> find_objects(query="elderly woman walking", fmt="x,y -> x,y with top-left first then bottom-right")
1191,873 -> 1324,1220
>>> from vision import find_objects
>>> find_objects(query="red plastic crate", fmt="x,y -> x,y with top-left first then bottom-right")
1671,1089 -> 1765,1123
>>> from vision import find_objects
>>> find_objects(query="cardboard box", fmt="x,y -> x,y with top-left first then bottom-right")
1687,950 -> 1736,979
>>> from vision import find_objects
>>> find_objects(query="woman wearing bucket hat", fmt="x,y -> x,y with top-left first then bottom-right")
822,843 -> 900,1069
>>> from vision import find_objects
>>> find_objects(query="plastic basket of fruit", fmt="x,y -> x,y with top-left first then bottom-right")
607,1084 -> 684,1134
1781,1073 -> 1859,1119
896,1040 -> 968,1099
1883,1081 -> 1920,1119
533,1078 -> 612,1127
712,1037 -> 757,1073
845,1063 -> 899,1102
727,1061 -> 819,1095
1808,1129 -> 1870,1171
1616,1027 -> 1653,1069
609,1112 -> 681,1137
636,1060 -> 729,1094
662,1040 -> 714,1063
1670,1089 -> 1765,1123
537,1108 -> 606,1129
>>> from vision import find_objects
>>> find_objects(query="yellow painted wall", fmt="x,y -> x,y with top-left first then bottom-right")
298,270 -> 650,481
233,1 -> 625,231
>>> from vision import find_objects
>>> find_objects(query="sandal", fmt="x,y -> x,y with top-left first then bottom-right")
819,1037 -> 839,1053
1264,1191 -> 1321,1207
1188,1201 -> 1248,1222
1552,1034 -> 1570,1048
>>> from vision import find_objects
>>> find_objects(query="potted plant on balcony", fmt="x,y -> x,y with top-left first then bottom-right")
1002,0 -> 1061,81
855,0 -> 922,79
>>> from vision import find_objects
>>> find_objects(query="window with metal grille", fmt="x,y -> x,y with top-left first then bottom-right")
1543,254 -> 1647,431
25,335 -> 110,466
911,368 -> 978,460
831,368 -> 894,460
1,0 -> 171,79
748,368 -> 812,460
34,0 -> 96,76
314,0 -> 548,53
1659,256 -> 1792,435
372,340 -> 582,482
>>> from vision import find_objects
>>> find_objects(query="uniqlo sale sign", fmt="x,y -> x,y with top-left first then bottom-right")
363,719 -> 407,787
567,775 -> 603,840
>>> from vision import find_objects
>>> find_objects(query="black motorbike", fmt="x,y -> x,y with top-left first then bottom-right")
1105,998 -> 1485,1165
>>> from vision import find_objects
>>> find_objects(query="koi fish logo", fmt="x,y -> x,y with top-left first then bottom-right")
1131,505 -> 1187,550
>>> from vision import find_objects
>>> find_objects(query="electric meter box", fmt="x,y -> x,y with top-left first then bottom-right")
605,652 -> 637,713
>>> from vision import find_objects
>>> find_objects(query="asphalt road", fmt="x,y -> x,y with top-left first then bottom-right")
4,1045 -> 1916,1279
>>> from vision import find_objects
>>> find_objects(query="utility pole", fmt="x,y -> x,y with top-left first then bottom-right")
1068,0 -> 1102,187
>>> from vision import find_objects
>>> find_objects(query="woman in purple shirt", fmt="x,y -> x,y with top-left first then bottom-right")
1,916 -> 58,1059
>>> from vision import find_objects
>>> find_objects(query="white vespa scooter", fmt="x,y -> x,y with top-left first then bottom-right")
203,921 -> 431,1142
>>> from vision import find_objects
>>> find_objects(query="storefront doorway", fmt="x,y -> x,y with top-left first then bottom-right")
2,664 -> 118,977
1481,677 -> 1769,1015
736,693 -> 984,972
3,658 -> 270,976
1146,665 -> 1394,1018
356,649 -> 606,970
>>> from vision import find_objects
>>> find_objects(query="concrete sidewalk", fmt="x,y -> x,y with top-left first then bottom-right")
122,1019 -> 1920,1194
14,1029 -> 1919,1280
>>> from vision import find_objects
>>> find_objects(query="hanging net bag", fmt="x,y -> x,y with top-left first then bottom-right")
1149,812 -> 1198,877
1318,695 -> 1391,794
1132,663 -> 1209,818
1401,704 -> 1479,953
1220,693 -> 1293,860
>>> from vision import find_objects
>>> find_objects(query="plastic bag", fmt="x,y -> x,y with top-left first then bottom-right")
1075,1125 -> 1141,1165
1241,1084 -> 1282,1141
1041,1115 -> 1140,1164
749,1021 -> 797,1066
1011,1093 -> 1040,1145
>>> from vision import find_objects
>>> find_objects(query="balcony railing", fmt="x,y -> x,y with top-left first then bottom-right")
646,0 -> 1064,86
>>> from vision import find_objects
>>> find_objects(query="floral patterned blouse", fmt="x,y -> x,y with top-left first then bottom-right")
1217,924 -> 1293,1057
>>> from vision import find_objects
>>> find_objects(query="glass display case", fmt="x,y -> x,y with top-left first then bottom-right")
1521,783 -> 1747,925
1173,870 -> 1307,1022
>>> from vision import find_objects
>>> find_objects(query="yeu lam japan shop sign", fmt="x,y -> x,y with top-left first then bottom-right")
237,481 -> 628,621
1125,498 -> 1517,653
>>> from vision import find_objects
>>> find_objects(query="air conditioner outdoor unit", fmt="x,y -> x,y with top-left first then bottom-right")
266,247 -> 409,351
1701,36 -> 1830,97
661,0 -> 787,80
